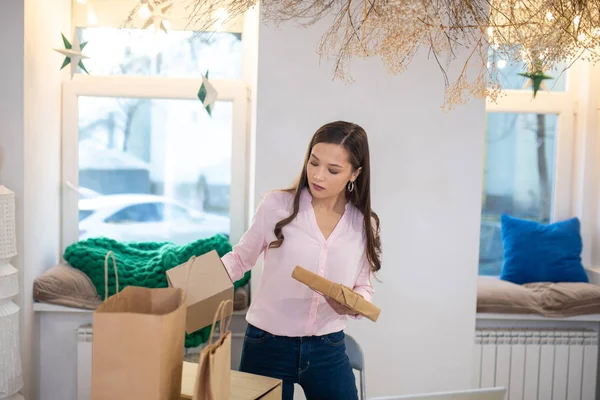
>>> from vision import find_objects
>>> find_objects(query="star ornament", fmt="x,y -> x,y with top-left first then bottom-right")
519,70 -> 553,98
54,33 -> 90,78
197,71 -> 218,117
142,2 -> 173,33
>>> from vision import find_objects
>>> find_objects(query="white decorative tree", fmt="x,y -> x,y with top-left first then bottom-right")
0,185 -> 24,400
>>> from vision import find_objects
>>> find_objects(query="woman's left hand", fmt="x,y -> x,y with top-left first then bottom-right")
326,297 -> 357,316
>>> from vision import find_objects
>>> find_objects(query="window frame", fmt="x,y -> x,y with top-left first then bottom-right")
485,91 -> 576,222
481,63 -> 582,275
61,74 -> 250,249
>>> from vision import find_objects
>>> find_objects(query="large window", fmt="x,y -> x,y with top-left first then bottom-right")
75,27 -> 243,79
62,2 -> 249,249
479,77 -> 577,275
480,113 -> 558,275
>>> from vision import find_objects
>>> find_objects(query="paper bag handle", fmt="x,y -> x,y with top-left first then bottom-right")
103,251 -> 120,300
208,299 -> 233,346
219,300 -> 233,334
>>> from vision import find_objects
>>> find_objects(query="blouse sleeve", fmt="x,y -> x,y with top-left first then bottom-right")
352,253 -> 374,303
346,254 -> 374,320
221,194 -> 271,282
353,214 -> 378,303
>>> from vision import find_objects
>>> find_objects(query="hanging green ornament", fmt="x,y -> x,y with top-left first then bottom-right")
197,71 -> 217,117
518,70 -> 553,98
53,33 -> 90,78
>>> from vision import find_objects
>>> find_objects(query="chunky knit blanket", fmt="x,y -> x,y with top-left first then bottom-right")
63,235 -> 250,348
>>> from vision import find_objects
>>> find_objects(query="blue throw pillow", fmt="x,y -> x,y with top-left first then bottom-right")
499,214 -> 588,284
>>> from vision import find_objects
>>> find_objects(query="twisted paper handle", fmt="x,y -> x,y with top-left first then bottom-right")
207,299 -> 233,347
103,251 -> 119,301
183,255 -> 197,298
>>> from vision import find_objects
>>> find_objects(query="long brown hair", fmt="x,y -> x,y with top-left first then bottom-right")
268,121 -> 382,273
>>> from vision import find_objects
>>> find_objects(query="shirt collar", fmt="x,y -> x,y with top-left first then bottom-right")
301,186 -> 352,212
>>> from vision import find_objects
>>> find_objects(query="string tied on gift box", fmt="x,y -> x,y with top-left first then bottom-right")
325,283 -> 360,309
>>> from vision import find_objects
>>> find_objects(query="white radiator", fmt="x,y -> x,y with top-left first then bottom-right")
474,329 -> 599,400
76,325 -> 93,400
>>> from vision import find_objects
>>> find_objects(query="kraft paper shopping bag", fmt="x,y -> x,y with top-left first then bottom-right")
192,299 -> 233,400
91,252 -> 191,400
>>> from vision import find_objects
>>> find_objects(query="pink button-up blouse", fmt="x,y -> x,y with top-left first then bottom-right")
221,188 -> 374,337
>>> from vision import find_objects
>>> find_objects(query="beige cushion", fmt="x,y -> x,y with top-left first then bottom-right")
477,277 -> 600,317
33,264 -> 102,310
477,277 -> 543,314
526,282 -> 600,317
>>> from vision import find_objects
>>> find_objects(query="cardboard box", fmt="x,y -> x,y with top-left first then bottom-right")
292,266 -> 381,322
180,361 -> 282,400
166,250 -> 233,334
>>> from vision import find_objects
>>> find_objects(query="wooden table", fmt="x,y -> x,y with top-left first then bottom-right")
180,361 -> 282,400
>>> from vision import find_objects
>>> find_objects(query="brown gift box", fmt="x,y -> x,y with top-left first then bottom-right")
166,250 -> 234,334
292,266 -> 381,322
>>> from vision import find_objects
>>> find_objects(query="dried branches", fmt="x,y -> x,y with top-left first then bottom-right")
262,0 -> 599,108
133,0 -> 600,108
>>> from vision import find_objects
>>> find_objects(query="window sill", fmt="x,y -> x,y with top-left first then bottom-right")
33,303 -> 92,313
476,312 -> 600,322
586,266 -> 600,285
33,302 -> 249,317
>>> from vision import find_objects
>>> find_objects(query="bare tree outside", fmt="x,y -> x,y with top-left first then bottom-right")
535,114 -> 551,222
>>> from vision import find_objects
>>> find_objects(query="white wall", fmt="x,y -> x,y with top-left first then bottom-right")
0,4 -> 26,258
0,1 -> 27,397
24,1 -> 71,398
575,64 -> 600,268
253,13 -> 486,398
0,0 -> 69,398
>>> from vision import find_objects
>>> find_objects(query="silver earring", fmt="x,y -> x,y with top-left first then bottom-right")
347,181 -> 355,192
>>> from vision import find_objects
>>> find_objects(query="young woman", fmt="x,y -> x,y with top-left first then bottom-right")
221,121 -> 381,400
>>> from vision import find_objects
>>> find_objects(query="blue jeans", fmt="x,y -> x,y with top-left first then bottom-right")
239,324 -> 359,400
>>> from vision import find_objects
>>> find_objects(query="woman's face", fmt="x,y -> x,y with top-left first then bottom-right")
306,142 -> 358,200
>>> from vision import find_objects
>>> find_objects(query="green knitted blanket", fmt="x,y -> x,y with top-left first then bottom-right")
63,235 -> 250,348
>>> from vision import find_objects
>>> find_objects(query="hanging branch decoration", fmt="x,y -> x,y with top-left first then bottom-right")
127,0 -> 600,109
142,1 -> 173,33
197,71 -> 218,117
182,0 -> 256,31
53,33 -> 90,78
